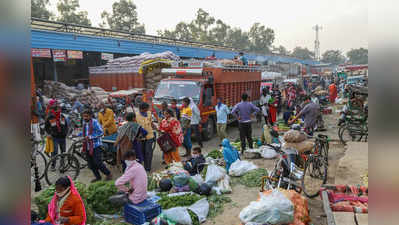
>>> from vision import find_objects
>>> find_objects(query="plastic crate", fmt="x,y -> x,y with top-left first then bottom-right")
124,199 -> 162,225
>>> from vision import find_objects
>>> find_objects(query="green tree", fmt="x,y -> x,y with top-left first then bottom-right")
158,9 -> 275,52
291,47 -> 314,60
210,19 -> 230,45
273,45 -> 290,55
322,50 -> 346,65
346,48 -> 368,64
101,0 -> 145,34
225,28 -> 251,51
248,23 -> 275,54
56,0 -> 91,26
31,0 -> 53,19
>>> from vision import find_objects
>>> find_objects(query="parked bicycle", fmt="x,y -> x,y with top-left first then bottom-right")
262,137 -> 328,198
338,115 -> 368,144
31,136 -> 47,192
44,152 -> 80,185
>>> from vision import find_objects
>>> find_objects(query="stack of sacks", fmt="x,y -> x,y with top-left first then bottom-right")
42,80 -> 109,107
282,130 -> 314,153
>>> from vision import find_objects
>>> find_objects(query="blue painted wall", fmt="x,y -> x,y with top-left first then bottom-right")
31,29 -> 319,66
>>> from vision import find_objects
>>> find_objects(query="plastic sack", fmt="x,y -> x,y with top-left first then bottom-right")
163,207 -> 192,225
173,172 -> 190,187
283,130 -> 306,143
205,164 -> 226,184
217,175 -> 232,194
262,125 -> 272,144
239,190 -> 294,224
229,160 -> 258,177
260,146 -> 278,159
191,174 -> 204,185
187,198 -> 210,223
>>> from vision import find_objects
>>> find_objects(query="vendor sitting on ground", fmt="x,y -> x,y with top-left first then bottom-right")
183,147 -> 206,176
39,176 -> 86,225
115,150 -> 148,205
221,138 -> 240,173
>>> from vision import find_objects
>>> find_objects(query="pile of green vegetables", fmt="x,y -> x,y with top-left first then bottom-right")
147,175 -> 159,191
157,193 -> 203,210
239,168 -> 269,187
86,181 -> 120,214
188,209 -> 200,225
206,149 -> 223,159
207,195 -> 232,218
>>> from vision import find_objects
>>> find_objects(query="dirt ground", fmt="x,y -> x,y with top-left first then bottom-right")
32,106 -> 349,225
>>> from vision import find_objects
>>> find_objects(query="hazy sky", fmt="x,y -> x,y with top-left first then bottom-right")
48,0 -> 367,54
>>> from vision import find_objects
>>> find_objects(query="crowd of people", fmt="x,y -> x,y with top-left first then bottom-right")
31,73 -> 347,225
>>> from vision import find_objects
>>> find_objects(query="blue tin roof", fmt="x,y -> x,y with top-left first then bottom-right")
31,29 -> 319,66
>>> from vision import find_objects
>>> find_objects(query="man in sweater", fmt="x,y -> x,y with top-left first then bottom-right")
231,93 -> 260,153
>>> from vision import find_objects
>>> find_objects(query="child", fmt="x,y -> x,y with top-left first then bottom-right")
183,147 -> 206,176
221,139 -> 240,173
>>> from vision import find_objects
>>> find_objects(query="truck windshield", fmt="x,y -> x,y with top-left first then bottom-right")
154,81 -> 201,101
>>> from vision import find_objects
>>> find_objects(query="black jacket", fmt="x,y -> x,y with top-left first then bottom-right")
184,155 -> 206,176
45,113 -> 68,139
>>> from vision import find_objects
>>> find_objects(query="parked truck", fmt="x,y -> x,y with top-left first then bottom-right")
152,60 -> 262,140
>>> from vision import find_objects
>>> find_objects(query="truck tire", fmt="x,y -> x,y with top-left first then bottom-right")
202,117 -> 215,141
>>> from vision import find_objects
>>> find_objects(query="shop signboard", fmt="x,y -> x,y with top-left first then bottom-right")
101,53 -> 113,61
31,48 -> 51,58
67,50 -> 83,59
52,49 -> 66,62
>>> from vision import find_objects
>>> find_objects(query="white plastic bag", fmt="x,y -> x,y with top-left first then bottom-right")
191,174 -> 204,185
239,190 -> 294,224
205,164 -> 226,184
188,198 -> 210,223
217,175 -> 232,194
229,160 -> 258,177
163,207 -> 192,225
260,146 -> 278,159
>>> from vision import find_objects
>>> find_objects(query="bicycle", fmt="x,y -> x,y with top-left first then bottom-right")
44,152 -> 81,185
338,116 -> 368,144
31,137 -> 47,192
262,141 -> 328,198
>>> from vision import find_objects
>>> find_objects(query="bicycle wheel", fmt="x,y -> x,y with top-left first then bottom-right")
265,161 -> 281,190
301,155 -> 327,198
35,151 -> 47,180
45,153 -> 80,185
68,143 -> 87,169
339,127 -> 361,144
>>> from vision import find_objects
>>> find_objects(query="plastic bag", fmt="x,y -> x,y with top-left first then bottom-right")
205,164 -> 226,184
217,175 -> 232,194
191,174 -> 204,185
187,198 -> 210,223
239,190 -> 294,224
173,172 -> 190,187
163,207 -> 192,225
229,160 -> 258,177
260,146 -> 278,159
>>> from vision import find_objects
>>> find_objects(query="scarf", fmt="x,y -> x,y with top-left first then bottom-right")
117,122 -> 140,143
44,176 -> 86,225
217,102 -> 222,108
82,120 -> 94,156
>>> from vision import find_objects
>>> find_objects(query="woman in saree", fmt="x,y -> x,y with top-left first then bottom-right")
158,109 -> 183,165
37,176 -> 86,225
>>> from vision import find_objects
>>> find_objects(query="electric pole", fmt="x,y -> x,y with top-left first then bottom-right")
313,25 -> 322,61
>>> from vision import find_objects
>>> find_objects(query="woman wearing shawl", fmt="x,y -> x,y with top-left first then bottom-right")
38,176 -> 86,225
268,94 -> 278,125
159,109 -> 183,165
114,112 -> 147,171
221,138 -> 240,173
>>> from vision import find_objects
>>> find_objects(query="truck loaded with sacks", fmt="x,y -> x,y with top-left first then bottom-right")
152,60 -> 262,141
88,51 -> 181,91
